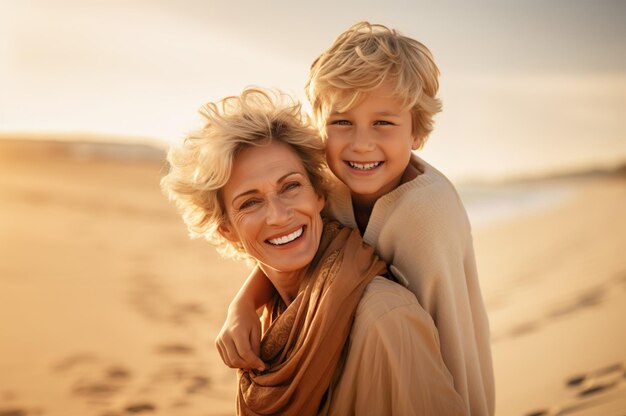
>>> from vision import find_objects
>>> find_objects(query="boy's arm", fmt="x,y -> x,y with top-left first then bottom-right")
215,266 -> 274,371
384,181 -> 494,415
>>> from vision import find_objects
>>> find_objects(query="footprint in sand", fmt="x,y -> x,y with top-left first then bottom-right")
576,381 -> 618,397
154,342 -> 195,356
0,410 -> 27,416
128,274 -> 208,327
615,270 -> 626,289
565,362 -> 625,403
52,352 -> 98,373
124,402 -> 156,413
147,361 -> 211,389
53,354 -> 133,406
524,410 -> 549,416
99,406 -> 158,416
151,342 -> 210,391
53,347 -> 214,414
141,343 -> 213,408
508,321 -> 541,338
72,368 -> 132,405
0,389 -> 45,416
565,362 -> 624,389
0,408 -> 45,416
525,362 -> 626,416
546,286 -> 607,322
185,376 -> 211,395
504,283 -> 614,348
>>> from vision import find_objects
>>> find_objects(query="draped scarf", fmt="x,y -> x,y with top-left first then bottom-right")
237,220 -> 387,415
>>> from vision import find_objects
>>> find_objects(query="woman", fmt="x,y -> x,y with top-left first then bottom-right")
161,88 -> 465,415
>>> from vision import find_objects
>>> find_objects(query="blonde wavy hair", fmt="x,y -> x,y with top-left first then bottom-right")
161,87 -> 331,261
306,21 -> 442,149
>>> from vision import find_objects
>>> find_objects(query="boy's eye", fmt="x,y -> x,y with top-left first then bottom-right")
329,119 -> 351,126
374,120 -> 394,126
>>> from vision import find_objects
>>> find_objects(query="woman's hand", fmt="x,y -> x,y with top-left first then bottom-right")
215,302 -> 265,371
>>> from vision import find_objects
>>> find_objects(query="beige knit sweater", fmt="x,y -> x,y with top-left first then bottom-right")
326,154 -> 495,416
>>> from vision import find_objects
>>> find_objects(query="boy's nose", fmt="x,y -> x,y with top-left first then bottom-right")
265,194 -> 293,225
350,128 -> 375,152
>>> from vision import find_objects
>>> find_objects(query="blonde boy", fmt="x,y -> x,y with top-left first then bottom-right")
217,22 -> 494,415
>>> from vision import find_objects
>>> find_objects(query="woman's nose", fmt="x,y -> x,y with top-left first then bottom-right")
265,194 -> 293,225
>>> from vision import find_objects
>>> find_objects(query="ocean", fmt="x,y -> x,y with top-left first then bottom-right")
458,179 -> 581,229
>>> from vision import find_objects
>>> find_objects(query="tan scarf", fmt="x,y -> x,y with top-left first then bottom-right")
237,220 -> 387,415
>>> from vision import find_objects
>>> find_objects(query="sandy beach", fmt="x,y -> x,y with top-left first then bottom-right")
1,140 -> 624,416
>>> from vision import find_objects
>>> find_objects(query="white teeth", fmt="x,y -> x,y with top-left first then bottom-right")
268,227 -> 303,245
348,161 -> 382,170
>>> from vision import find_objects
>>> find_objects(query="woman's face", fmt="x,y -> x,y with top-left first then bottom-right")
219,141 -> 325,278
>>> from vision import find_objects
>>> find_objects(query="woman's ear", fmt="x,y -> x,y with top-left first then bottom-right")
316,192 -> 326,213
218,220 -> 239,243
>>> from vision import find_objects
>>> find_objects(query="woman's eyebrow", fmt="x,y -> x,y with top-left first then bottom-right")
231,171 -> 304,202
276,171 -> 304,183
231,189 -> 258,203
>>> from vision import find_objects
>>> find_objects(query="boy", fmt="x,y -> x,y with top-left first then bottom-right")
216,22 -> 494,415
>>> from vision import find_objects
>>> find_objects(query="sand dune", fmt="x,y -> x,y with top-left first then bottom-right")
0,140 -> 624,415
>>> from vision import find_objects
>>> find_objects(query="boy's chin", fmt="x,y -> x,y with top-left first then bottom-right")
344,182 -> 381,198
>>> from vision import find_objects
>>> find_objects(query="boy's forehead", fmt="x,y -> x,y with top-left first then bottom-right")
324,90 -> 365,113
325,88 -> 408,115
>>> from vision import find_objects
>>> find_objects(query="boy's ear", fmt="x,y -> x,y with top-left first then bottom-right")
217,220 -> 239,243
411,135 -> 421,150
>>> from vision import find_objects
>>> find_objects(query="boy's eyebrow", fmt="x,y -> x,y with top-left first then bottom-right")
231,172 -> 303,203
375,111 -> 403,117
328,110 -> 403,117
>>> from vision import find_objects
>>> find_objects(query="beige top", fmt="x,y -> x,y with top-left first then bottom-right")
326,155 -> 495,415
326,276 -> 466,415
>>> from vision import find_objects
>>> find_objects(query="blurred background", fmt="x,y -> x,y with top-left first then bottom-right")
1,1 -> 625,415
2,0 -> 625,180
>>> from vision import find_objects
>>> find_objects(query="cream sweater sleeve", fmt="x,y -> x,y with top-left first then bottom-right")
364,163 -> 494,416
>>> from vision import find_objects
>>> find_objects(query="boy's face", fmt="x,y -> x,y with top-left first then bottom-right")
324,84 -> 419,203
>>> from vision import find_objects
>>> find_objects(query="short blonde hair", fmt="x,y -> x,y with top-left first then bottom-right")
306,21 -> 442,148
161,87 -> 331,261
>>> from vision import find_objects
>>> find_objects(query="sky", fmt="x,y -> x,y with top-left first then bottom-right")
1,0 -> 625,180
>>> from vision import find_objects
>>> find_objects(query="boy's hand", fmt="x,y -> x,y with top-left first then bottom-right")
215,304 -> 265,371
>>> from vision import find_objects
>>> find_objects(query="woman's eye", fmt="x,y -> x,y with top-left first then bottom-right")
283,181 -> 302,192
239,199 -> 260,210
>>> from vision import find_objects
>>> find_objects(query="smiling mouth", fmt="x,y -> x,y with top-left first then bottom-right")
347,161 -> 383,171
267,226 -> 304,246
